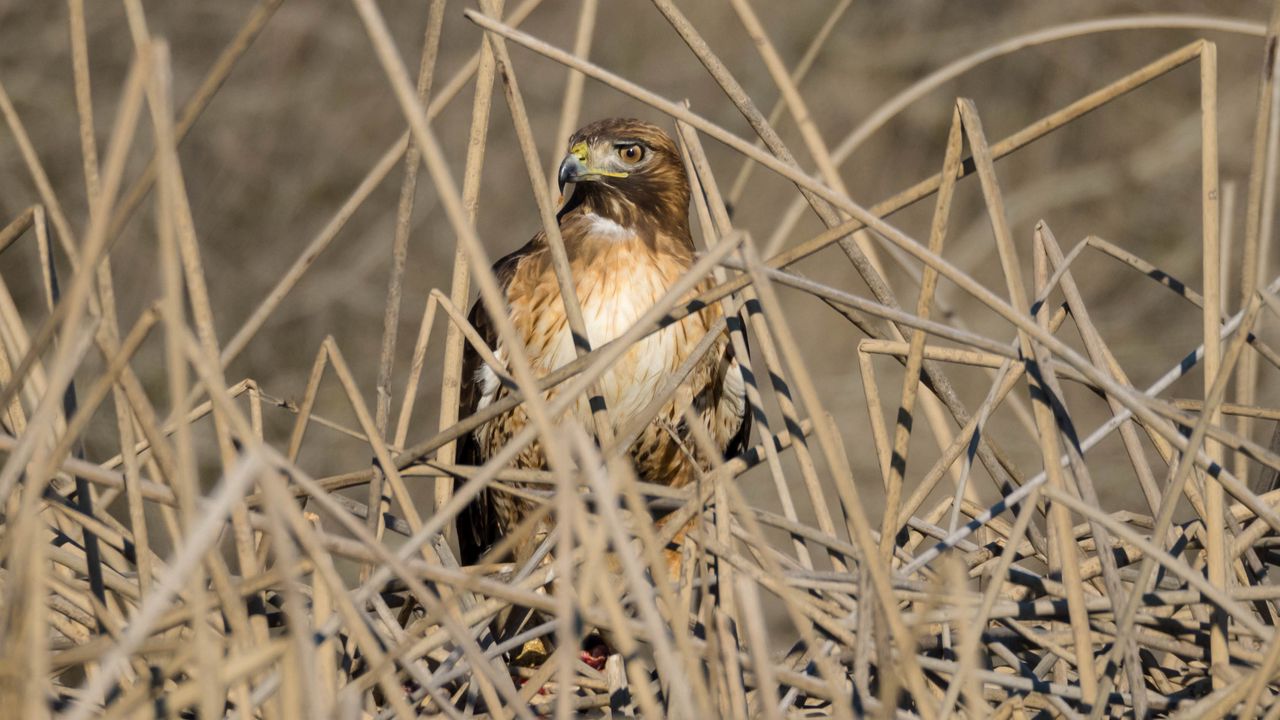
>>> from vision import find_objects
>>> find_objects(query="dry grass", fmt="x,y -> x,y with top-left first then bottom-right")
2,0 -> 1280,717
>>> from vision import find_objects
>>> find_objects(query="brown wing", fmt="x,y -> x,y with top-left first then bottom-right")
455,243 -> 530,566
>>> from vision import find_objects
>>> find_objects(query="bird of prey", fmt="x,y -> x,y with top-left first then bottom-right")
456,117 -> 750,571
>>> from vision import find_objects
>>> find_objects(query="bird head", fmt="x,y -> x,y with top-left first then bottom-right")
556,118 -> 690,234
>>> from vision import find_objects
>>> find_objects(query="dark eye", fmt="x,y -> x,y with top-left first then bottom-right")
617,144 -> 645,164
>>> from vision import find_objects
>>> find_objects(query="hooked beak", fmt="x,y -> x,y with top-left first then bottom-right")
557,141 -> 627,193
557,152 -> 588,193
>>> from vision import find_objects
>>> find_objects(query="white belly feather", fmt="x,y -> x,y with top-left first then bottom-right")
542,261 -> 684,428
475,221 -> 710,437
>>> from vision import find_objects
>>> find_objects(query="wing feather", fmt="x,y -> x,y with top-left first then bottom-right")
455,242 -> 532,566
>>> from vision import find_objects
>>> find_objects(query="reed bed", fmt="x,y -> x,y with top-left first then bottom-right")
2,1 -> 1280,717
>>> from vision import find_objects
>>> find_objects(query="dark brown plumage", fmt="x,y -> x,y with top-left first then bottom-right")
456,118 -> 750,569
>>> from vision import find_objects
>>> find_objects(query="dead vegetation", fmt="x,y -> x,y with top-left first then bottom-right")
2,0 -> 1280,717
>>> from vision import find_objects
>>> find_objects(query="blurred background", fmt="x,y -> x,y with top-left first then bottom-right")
0,0 -> 1276,536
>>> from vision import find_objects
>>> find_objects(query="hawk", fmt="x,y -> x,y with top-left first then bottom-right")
456,117 -> 750,571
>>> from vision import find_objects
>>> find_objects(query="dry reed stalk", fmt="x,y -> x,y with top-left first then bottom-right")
7,2 -> 1280,718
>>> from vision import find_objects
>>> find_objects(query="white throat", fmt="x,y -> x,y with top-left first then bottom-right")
584,212 -> 635,240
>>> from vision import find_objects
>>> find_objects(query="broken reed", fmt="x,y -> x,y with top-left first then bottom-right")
1,1 -> 1279,718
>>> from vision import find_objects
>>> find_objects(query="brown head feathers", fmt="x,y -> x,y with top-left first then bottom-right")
557,118 -> 692,242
